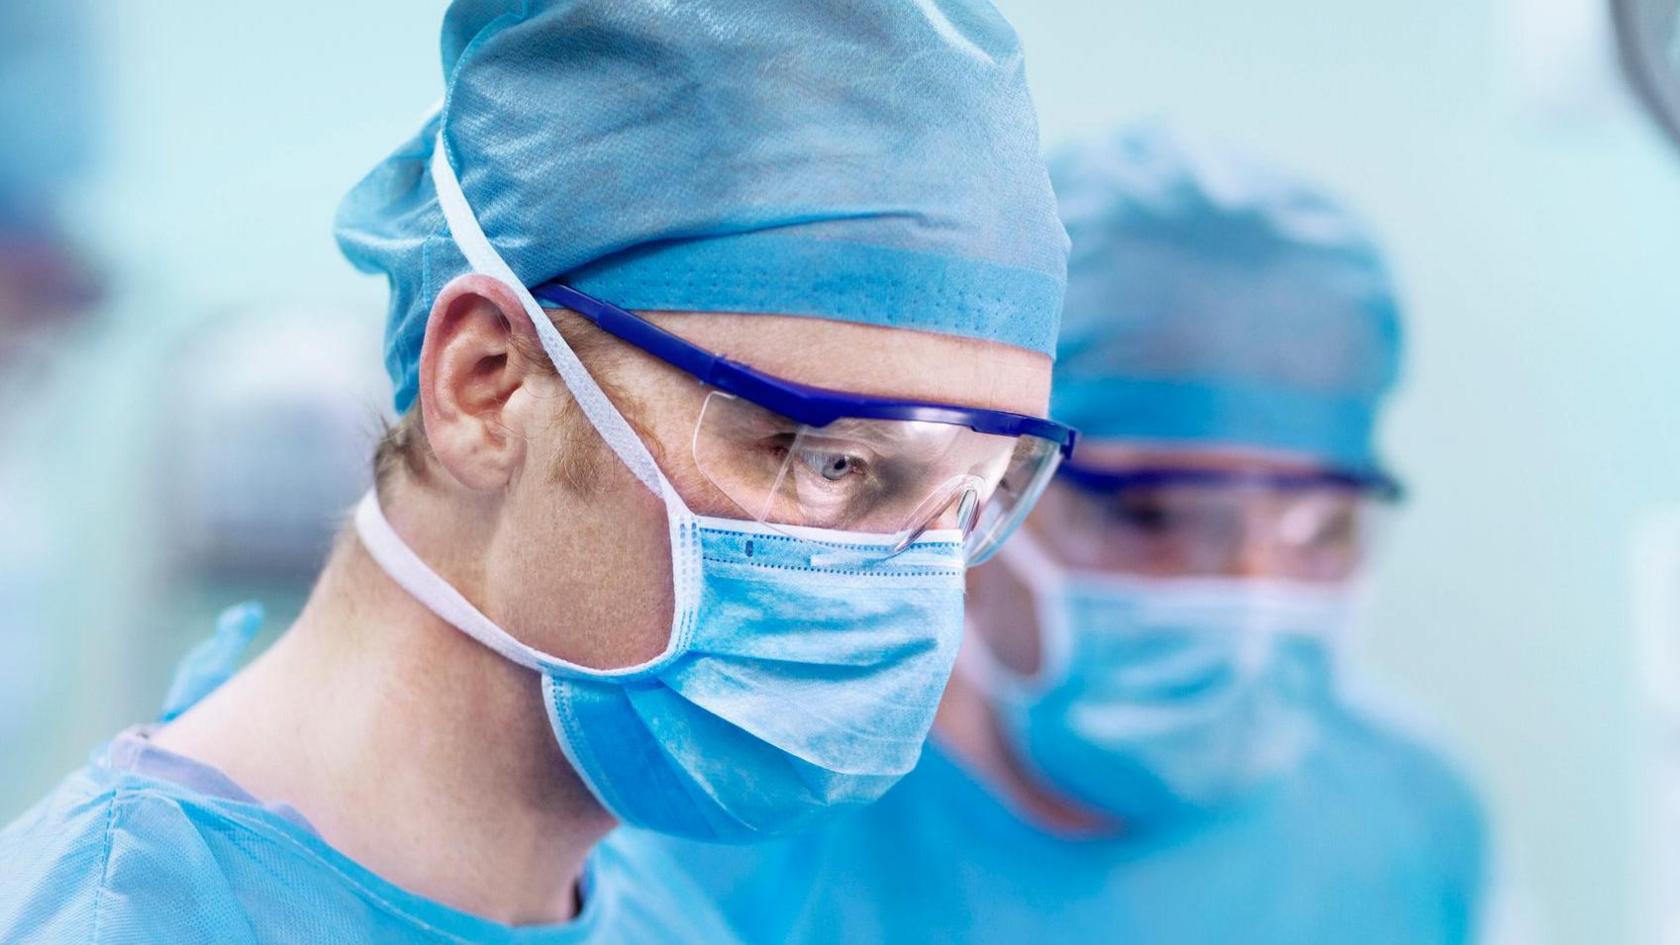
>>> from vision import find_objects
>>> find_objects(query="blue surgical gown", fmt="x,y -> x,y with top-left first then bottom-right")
632,706 -> 1488,945
0,614 -> 741,945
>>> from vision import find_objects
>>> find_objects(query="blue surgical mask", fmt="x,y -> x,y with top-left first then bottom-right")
358,497 -> 963,841
345,139 -> 968,843
968,531 -> 1355,826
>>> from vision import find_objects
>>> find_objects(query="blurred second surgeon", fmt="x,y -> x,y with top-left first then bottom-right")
0,2 -> 1074,943
636,126 -> 1491,944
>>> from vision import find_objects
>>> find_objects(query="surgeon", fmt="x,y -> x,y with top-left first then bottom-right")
0,2 -> 1074,942
634,124 -> 1492,945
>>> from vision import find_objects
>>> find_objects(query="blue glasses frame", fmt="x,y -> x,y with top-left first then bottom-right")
1056,461 -> 1404,502
531,281 -> 1077,455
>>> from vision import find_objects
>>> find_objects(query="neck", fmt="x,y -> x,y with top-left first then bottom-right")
934,666 -> 1116,837
153,526 -> 612,926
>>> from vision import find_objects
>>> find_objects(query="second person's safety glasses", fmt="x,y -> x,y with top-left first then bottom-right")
532,282 -> 1077,565
1046,462 -> 1402,582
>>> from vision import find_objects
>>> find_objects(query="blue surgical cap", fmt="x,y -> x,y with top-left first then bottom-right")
337,0 -> 1068,414
1048,125 -> 1403,476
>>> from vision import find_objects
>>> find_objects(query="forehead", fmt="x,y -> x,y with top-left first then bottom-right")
1070,440 -> 1330,476
638,309 -> 1054,418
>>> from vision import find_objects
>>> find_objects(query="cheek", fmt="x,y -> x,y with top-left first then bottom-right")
486,457 -> 679,671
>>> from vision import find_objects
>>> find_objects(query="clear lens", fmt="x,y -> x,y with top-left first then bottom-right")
692,392 -> 1062,563
962,434 -> 1063,565
1037,479 -> 1387,582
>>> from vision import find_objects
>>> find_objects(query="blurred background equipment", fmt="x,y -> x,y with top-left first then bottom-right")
157,309 -> 384,585
1613,0 -> 1680,151
138,307 -> 388,696
0,0 -> 101,368
0,0 -> 101,816
0,1 -> 94,234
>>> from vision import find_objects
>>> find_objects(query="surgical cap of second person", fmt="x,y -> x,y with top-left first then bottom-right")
335,0 -> 1070,414
1049,125 -> 1402,476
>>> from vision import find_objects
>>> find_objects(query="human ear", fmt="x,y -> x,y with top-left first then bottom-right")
416,273 -> 546,493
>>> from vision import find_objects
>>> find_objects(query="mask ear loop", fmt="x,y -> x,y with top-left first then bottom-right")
354,491 -> 683,680
428,135 -> 667,497
983,529 -> 1077,696
426,129 -> 701,649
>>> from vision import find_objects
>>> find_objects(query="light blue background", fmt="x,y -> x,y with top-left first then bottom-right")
4,3 -> 1678,944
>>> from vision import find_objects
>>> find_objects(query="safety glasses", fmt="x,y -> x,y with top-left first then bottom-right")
532,281 -> 1077,564
1041,462 -> 1402,582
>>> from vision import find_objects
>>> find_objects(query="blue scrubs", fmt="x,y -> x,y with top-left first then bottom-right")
636,706 -> 1487,945
0,610 -> 740,945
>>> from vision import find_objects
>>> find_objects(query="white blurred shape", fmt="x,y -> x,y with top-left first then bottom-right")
1632,506 -> 1680,945
161,308 -> 388,580
1506,0 -> 1624,128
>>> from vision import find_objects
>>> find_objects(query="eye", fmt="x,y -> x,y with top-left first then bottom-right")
797,446 -> 868,483
1106,494 -> 1176,534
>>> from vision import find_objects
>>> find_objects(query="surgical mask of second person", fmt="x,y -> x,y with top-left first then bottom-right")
965,456 -> 1390,827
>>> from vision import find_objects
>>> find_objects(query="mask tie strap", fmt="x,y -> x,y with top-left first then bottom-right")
995,529 -> 1068,598
428,134 -> 669,500
354,490 -> 553,674
978,530 -> 1078,691
954,621 -> 1026,699
428,131 -> 702,636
